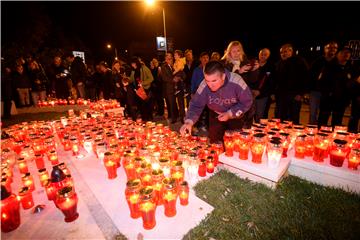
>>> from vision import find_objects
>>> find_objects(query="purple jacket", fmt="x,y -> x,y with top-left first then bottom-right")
185,70 -> 253,125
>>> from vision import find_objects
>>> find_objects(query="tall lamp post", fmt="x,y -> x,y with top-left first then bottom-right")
145,0 -> 167,53
107,44 -> 118,60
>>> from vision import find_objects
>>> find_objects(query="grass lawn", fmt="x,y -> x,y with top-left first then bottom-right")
184,170 -> 360,240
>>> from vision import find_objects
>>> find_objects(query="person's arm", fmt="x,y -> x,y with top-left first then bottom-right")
228,75 -> 253,119
184,81 -> 208,125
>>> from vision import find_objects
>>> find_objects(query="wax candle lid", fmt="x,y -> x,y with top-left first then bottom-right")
19,186 -> 30,195
22,172 -> 31,178
35,153 -> 42,157
159,158 -> 170,164
151,169 -> 163,176
207,156 -> 214,162
140,187 -> 154,200
271,137 -> 282,142
267,131 -> 276,136
333,139 -> 347,145
38,168 -> 47,173
126,179 -> 141,188
172,161 -> 183,167
104,152 -> 113,156
269,139 -> 282,146
51,165 -> 66,183
162,177 -> 177,190
180,181 -> 188,187
253,133 -> 266,138
1,185 -> 11,200
200,159 -> 206,163
2,148 -> 10,153
57,186 -> 74,198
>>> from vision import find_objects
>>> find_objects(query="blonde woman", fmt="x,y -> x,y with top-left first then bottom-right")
221,40 -> 259,128
221,41 -> 259,74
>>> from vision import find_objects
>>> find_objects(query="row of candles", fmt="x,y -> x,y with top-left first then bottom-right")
1,133 -> 80,232
37,98 -> 121,110
223,120 -> 360,170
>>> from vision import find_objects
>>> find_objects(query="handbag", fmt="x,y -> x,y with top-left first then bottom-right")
135,85 -> 148,100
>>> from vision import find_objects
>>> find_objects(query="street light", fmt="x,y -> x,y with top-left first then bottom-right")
106,43 -> 118,60
145,0 -> 167,53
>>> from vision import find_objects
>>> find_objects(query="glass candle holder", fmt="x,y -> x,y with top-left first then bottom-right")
305,134 -> 315,157
103,152 -> 117,179
179,181 -> 189,206
21,173 -> 35,192
44,180 -> 56,201
139,187 -> 157,230
151,169 -> 164,206
279,133 -> 290,157
348,148 -> 360,170
125,179 -> 142,219
96,142 -> 107,161
58,162 -> 70,176
17,158 -> 28,174
55,186 -> 79,222
34,154 -> 45,170
305,124 -> 318,135
1,186 -> 21,233
159,158 -> 171,177
63,136 -> 72,151
329,139 -> 348,167
238,132 -> 251,160
223,130 -> 234,157
198,159 -> 207,177
83,136 -> 93,154
313,133 -> 329,162
267,139 -> 282,169
38,168 -> 49,187
70,137 -> 80,156
251,133 -> 266,164
139,163 -> 152,187
294,135 -> 306,159
162,178 -> 178,217
1,177 -> 12,193
20,145 -> 34,162
171,161 -> 184,184
48,150 -> 59,166
206,156 -> 215,173
123,155 -> 136,180
18,186 -> 34,210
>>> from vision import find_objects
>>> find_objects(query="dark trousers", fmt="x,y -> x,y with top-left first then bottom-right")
348,97 -> 360,133
318,94 -> 349,128
276,92 -> 302,124
2,100 -> 12,118
208,110 -> 245,143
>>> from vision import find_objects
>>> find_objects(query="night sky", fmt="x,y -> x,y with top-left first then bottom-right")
2,1 -> 360,62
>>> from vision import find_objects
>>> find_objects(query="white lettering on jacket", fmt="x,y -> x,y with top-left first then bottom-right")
209,96 -> 237,105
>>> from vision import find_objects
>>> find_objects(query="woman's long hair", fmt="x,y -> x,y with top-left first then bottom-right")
221,41 -> 245,64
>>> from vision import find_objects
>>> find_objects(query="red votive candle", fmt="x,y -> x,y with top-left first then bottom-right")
139,187 -> 157,230
55,186 -> 79,222
162,178 -> 178,217
179,181 -> 189,206
1,186 -> 21,233
18,186 -> 34,210
125,179 -> 142,219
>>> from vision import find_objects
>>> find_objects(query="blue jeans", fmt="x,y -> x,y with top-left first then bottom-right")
255,97 -> 269,123
309,91 -> 321,124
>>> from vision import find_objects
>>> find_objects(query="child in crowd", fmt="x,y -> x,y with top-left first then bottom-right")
173,50 -> 186,95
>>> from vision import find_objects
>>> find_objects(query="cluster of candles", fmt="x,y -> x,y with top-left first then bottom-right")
1,123 -> 80,232
223,119 -> 360,170
1,110 -> 222,232
88,99 -> 121,111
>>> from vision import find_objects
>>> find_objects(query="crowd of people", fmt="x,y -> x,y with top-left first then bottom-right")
1,40 -> 359,134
